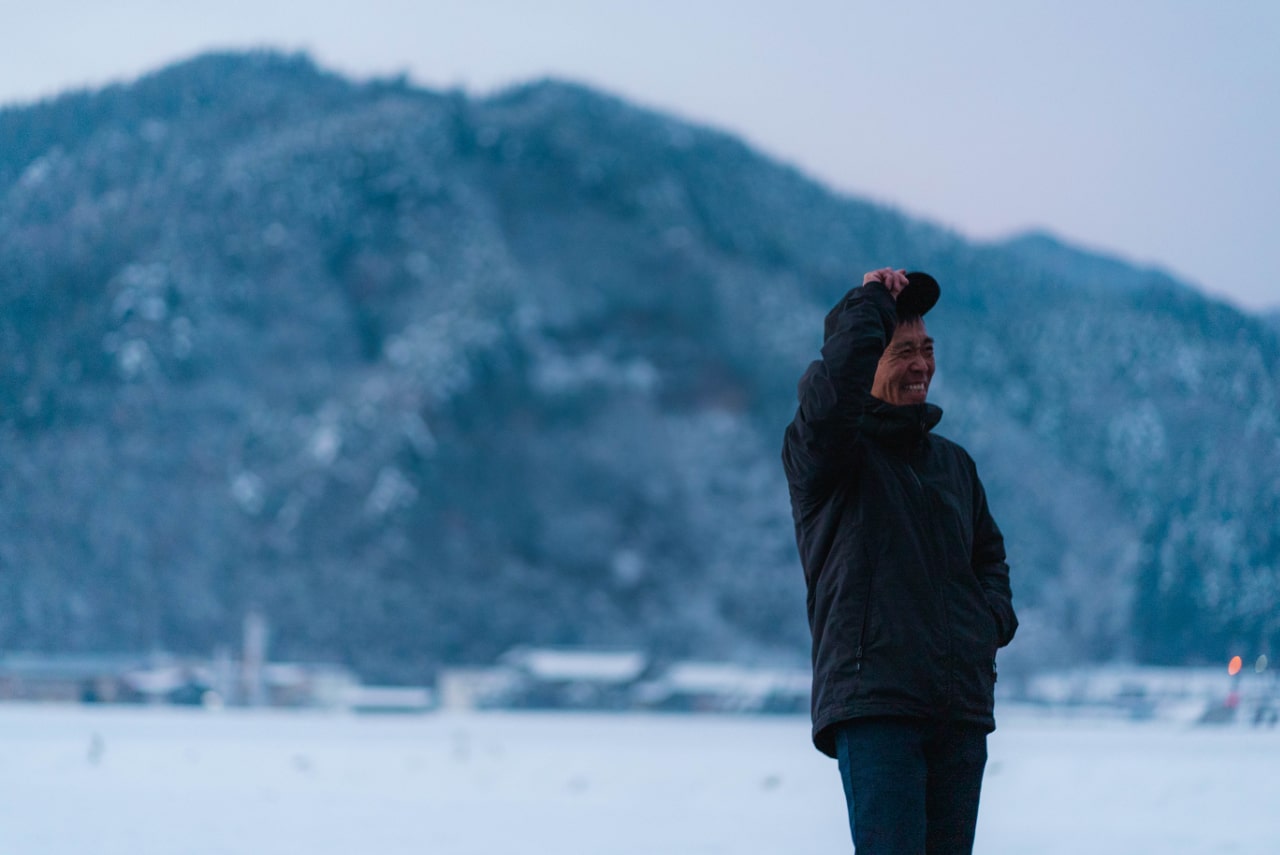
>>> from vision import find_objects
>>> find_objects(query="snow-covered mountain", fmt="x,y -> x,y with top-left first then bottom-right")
2,52 -> 1277,680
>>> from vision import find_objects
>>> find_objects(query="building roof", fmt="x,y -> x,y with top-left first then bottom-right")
501,647 -> 648,683
0,652 -> 164,680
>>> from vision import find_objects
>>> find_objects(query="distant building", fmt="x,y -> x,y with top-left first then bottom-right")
1020,664 -> 1280,724
436,667 -> 522,711
0,653 -> 187,704
0,651 -> 366,710
120,662 -> 217,705
257,662 -> 363,708
634,661 -> 809,714
343,685 -> 435,714
499,646 -> 649,710
1024,665 -> 1229,708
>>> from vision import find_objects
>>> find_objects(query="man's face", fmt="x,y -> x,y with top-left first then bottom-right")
871,318 -> 935,406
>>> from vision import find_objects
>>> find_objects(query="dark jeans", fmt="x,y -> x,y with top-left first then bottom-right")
835,717 -> 987,854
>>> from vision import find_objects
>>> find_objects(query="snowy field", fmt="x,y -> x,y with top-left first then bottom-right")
0,703 -> 1275,854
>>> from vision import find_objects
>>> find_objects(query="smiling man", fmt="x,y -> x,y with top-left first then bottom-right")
782,268 -> 1017,854
871,313 -> 934,405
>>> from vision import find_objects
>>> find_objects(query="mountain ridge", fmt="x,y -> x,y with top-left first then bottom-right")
2,51 -> 1277,681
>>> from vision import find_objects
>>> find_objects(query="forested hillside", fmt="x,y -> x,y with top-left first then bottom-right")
2,52 -> 1277,681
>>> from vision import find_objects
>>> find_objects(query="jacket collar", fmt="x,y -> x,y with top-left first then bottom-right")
859,399 -> 943,443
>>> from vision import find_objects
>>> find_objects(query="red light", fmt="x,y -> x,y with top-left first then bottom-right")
1228,656 -> 1243,676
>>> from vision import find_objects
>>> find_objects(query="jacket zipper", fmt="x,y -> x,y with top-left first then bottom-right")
904,452 -> 954,707
854,575 -> 873,675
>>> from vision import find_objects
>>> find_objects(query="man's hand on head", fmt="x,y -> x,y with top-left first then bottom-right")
862,268 -> 908,300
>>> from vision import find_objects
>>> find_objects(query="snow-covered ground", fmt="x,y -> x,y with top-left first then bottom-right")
0,703 -> 1275,854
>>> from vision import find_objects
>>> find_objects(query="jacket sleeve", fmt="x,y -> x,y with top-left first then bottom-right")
781,282 -> 897,501
970,461 -> 1017,648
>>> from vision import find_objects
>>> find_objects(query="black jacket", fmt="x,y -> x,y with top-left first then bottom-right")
782,282 -> 1017,757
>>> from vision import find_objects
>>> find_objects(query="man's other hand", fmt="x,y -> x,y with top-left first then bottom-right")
862,268 -> 908,300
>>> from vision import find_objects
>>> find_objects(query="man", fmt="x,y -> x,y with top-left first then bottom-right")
781,267 -> 1017,854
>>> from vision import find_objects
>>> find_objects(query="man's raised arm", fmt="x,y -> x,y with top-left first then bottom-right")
781,269 -> 905,498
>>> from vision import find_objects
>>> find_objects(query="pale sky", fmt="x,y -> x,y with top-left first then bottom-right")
3,0 -> 1277,311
